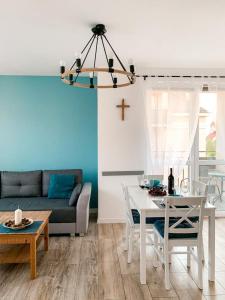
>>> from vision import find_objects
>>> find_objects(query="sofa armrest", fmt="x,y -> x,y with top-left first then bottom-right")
76,182 -> 92,234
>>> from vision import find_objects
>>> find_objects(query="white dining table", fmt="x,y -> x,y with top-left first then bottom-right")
127,185 -> 216,285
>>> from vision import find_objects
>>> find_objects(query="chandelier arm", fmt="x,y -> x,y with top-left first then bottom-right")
100,36 -> 114,84
103,34 -> 132,84
74,34 -> 96,83
70,34 -> 95,71
81,34 -> 95,55
69,60 -> 77,71
93,36 -> 99,78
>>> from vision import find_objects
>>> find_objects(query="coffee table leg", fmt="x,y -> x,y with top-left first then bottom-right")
44,221 -> 49,251
30,238 -> 37,279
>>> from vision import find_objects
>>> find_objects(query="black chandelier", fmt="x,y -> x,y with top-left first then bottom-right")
60,24 -> 136,89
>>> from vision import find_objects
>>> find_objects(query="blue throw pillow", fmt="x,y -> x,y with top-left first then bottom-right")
48,174 -> 75,199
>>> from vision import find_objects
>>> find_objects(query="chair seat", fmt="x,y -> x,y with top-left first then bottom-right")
154,219 -> 198,239
131,209 -> 164,224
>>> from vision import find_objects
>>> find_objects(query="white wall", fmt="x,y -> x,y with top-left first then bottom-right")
98,74 -> 146,223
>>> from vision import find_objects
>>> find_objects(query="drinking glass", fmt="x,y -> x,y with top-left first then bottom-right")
180,178 -> 190,195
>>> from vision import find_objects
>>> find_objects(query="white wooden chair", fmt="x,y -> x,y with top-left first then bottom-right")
121,183 -> 163,263
181,177 -> 220,205
180,179 -> 208,262
191,180 -> 208,196
206,176 -> 221,204
191,180 -> 208,262
153,196 -> 206,290
180,178 -> 207,197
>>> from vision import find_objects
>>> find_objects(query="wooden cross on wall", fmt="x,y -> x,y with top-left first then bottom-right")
116,99 -> 130,121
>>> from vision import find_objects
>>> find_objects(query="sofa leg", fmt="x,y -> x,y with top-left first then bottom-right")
75,233 -> 85,237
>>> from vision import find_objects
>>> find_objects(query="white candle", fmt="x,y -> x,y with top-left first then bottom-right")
15,208 -> 22,225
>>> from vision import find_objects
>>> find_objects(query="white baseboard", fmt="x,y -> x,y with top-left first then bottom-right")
97,217 -> 126,224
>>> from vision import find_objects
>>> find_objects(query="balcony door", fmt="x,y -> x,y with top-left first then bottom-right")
191,91 -> 225,213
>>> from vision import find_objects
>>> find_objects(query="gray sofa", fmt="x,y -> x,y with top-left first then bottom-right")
0,169 -> 92,235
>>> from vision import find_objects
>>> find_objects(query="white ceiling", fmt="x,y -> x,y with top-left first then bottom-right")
1,0 -> 225,75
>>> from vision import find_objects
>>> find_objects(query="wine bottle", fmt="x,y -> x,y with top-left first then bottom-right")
168,168 -> 174,195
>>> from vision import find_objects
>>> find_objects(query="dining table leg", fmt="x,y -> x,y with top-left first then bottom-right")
221,177 -> 224,200
140,210 -> 146,284
208,210 -> 215,281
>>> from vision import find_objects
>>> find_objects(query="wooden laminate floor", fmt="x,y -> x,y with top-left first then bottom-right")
1,216 -> 225,300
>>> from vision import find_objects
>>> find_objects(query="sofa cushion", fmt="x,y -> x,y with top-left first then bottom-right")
0,197 -> 76,223
69,183 -> 82,206
1,171 -> 42,198
42,169 -> 82,197
48,174 -> 75,199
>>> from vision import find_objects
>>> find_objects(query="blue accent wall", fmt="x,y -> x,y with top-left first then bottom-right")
0,76 -> 98,208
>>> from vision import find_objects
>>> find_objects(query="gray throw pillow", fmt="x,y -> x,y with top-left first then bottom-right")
1,171 -> 42,198
69,184 -> 82,206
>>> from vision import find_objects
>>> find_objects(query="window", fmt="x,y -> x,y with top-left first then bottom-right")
191,91 -> 225,212
146,89 -> 199,184
146,88 -> 225,212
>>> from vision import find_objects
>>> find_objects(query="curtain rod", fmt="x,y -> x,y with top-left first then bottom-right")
136,74 -> 225,80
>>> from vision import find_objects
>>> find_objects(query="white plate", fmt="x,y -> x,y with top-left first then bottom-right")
2,218 -> 34,230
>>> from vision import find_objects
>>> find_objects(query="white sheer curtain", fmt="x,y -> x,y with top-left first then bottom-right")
141,81 -> 199,180
216,91 -> 225,161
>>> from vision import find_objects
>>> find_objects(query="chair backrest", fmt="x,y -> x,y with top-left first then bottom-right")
121,184 -> 134,226
164,196 -> 206,241
137,174 -> 164,185
192,180 -> 208,196
206,177 -> 221,204
180,178 -> 208,197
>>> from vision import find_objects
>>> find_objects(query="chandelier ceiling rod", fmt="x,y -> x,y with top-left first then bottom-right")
137,74 -> 225,80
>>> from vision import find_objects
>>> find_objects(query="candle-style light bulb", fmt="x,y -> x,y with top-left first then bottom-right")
128,58 -> 135,74
108,51 -> 114,71
76,53 -> 81,69
69,73 -> 73,85
60,60 -> 65,66
90,74 -> 94,88
108,58 -> 113,68
75,52 -> 82,58
109,52 -> 114,60
128,58 -> 133,65
113,76 -> 117,88
60,60 -> 65,75
108,52 -> 114,72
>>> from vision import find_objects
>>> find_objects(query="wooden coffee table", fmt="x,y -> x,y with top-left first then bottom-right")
0,211 -> 51,279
